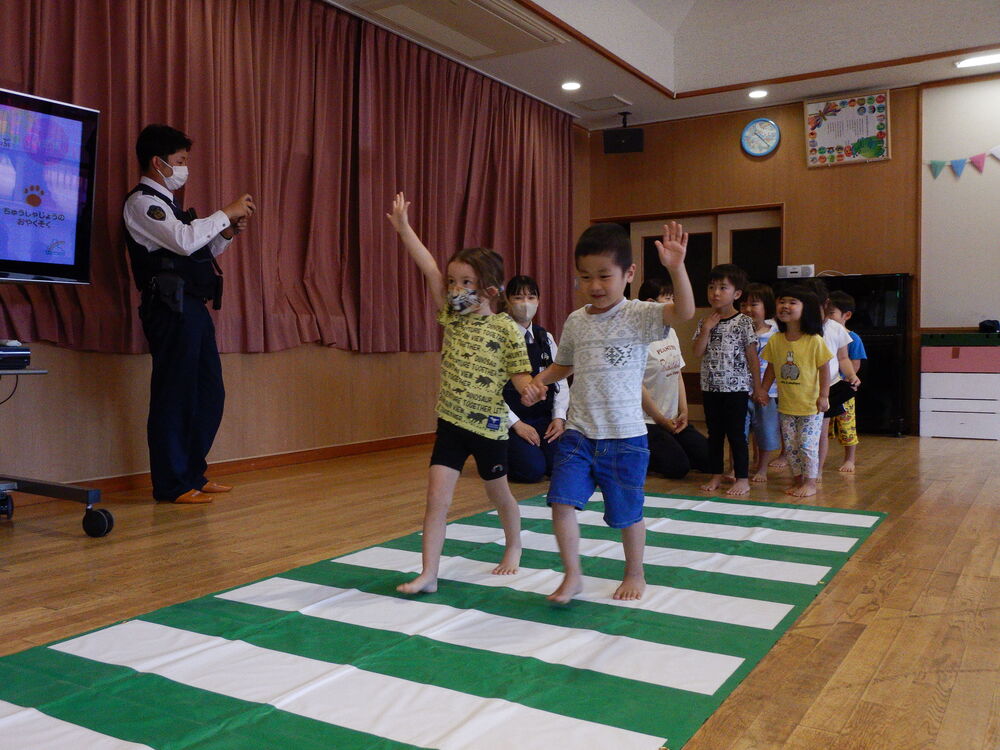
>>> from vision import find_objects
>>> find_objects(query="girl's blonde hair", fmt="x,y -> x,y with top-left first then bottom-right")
447,246 -> 507,313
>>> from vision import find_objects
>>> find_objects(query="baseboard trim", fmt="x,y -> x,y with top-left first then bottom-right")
82,433 -> 437,494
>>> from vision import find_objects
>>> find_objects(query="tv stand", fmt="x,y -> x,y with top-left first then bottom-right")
0,369 -> 113,537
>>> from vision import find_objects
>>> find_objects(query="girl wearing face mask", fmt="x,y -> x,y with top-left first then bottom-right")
387,193 -> 533,595
502,275 -> 571,483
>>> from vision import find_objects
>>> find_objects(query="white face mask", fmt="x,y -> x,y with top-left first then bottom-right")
510,301 -> 538,324
449,288 -> 482,314
156,158 -> 188,191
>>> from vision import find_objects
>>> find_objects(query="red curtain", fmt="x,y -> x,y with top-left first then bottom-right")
0,0 -> 572,354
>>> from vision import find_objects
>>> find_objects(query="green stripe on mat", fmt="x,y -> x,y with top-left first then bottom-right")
138,595 -> 717,742
0,647 -> 424,750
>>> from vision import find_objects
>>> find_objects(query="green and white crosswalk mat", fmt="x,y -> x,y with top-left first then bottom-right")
0,492 -> 884,750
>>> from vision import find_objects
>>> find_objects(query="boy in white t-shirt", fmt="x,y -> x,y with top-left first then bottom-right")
522,223 -> 695,603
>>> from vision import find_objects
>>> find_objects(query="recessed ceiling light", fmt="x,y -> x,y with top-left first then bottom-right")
955,52 -> 1000,68
561,81 -> 581,91
748,89 -> 768,99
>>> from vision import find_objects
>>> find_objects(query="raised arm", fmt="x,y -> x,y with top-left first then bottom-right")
386,192 -> 446,307
655,221 -> 695,324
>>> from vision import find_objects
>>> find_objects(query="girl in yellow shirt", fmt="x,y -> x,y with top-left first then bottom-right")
758,287 -> 833,497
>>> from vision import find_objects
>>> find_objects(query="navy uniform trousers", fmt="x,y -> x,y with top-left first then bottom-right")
142,295 -> 224,501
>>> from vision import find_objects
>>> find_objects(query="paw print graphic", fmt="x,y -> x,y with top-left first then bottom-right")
24,185 -> 45,207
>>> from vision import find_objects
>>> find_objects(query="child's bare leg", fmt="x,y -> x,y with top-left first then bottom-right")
752,449 -> 777,482
840,444 -> 857,473
484,476 -> 522,574
614,520 -> 646,600
701,474 -> 722,492
548,502 -> 583,604
397,464 -> 460,594
817,419 -> 831,482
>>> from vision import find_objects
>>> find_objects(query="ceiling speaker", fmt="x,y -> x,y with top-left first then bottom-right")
603,128 -> 644,154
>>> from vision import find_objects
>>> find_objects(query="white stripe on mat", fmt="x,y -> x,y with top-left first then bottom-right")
510,505 -> 858,553
609,493 -> 879,528
218,577 -> 743,694
0,699 -> 153,750
446,524 -> 831,586
51,621 -> 665,750
337,547 -> 793,629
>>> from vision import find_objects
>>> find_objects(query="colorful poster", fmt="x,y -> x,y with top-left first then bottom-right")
804,91 -> 889,167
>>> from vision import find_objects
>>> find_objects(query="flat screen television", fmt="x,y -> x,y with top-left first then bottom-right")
0,89 -> 99,285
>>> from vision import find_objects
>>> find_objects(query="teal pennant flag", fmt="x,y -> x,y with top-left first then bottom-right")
929,161 -> 946,178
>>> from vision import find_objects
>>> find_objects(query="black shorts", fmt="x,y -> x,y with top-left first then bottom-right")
430,418 -> 508,480
824,379 -> 857,419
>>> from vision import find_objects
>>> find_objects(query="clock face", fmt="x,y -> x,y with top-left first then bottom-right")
741,118 -> 780,156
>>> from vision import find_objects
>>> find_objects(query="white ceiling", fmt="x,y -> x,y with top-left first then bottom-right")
327,0 -> 1000,130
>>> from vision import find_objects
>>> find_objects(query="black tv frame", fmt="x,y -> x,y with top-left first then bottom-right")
0,88 -> 99,285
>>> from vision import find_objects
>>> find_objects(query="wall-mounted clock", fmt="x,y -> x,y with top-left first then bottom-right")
741,117 -> 780,156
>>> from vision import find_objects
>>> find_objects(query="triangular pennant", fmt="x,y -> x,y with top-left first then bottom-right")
929,161 -> 947,178
990,145 -> 1000,161
970,153 -> 987,173
951,158 -> 967,177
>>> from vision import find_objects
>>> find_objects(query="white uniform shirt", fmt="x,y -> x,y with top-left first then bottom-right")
642,328 -> 684,424
556,298 -> 667,439
123,176 -> 232,257
822,318 -> 853,384
507,321 -> 569,426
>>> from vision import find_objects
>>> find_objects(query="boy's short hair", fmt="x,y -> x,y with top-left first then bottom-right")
575,223 -> 632,271
506,274 -> 539,298
828,290 -> 855,316
136,124 -> 192,171
743,282 -> 776,319
709,263 -> 748,292
637,277 -> 673,301
800,277 -> 829,308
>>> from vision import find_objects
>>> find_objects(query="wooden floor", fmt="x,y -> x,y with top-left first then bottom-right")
2,434 -> 998,749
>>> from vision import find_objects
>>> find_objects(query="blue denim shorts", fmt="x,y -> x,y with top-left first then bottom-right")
749,397 -> 781,452
547,429 -> 649,529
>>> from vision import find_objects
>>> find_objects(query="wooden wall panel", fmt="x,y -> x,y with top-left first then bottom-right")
0,343 -> 439,484
587,87 -> 920,276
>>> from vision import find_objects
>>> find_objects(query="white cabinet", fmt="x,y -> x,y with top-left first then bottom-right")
919,373 -> 1000,440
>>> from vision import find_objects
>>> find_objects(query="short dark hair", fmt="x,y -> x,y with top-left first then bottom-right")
637,277 -> 673,301
743,282 -> 776,319
136,124 -> 192,170
574,223 -> 632,271
709,263 -> 748,292
828,290 -> 855,316
775,285 -> 824,336
506,275 -> 539,298
801,277 -> 829,308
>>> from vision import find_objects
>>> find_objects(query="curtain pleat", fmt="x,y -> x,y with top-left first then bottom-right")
0,0 -> 572,354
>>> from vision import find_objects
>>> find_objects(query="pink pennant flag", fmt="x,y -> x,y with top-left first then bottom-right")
970,153 -> 987,173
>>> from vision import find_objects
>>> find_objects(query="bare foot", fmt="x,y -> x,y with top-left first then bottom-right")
492,546 -> 522,575
613,574 -> 646,601
769,456 -> 788,468
751,472 -> 768,483
839,461 -> 856,473
726,478 -> 751,496
396,573 -> 438,594
722,473 -> 736,483
789,481 -> 818,497
701,475 -> 722,492
547,573 -> 583,604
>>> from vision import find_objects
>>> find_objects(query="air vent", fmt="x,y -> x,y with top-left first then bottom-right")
575,94 -> 634,111
359,0 -> 568,60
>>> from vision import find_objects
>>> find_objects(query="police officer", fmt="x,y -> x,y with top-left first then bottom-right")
123,124 -> 255,503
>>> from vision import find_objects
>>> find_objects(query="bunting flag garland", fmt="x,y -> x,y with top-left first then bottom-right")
926,143 -> 1000,178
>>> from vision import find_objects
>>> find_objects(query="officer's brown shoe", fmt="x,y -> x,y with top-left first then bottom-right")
175,489 -> 212,504
201,481 -> 232,493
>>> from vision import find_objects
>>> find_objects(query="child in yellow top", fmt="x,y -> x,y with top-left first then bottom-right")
759,286 -> 833,498
387,193 -> 532,594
